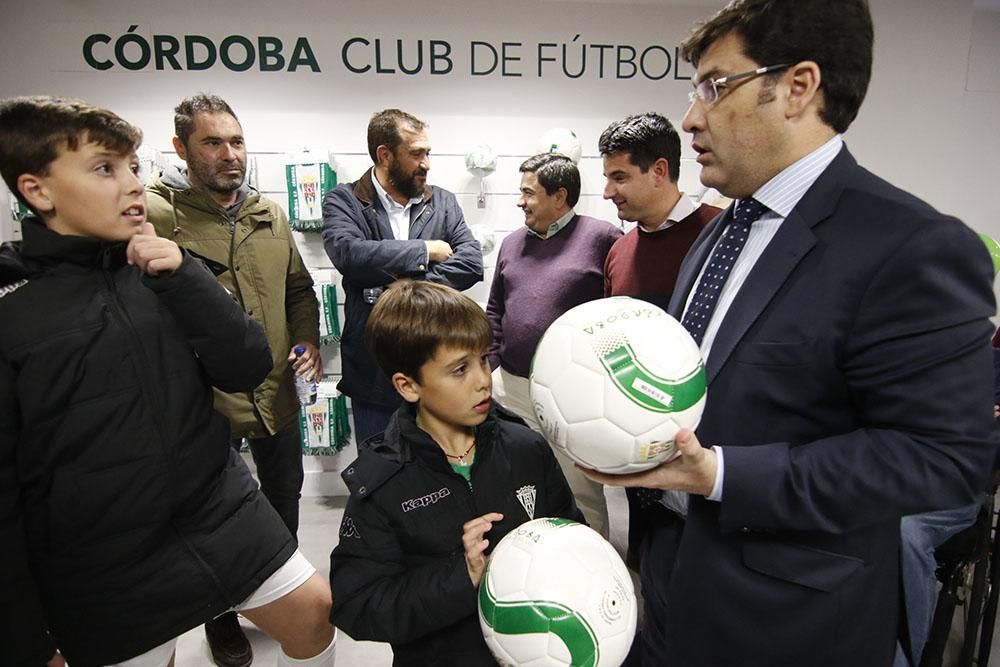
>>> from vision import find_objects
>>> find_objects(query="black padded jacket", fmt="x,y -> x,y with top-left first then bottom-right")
0,220 -> 295,666
329,402 -> 584,666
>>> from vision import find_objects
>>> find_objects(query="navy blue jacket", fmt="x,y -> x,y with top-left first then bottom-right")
657,147 -> 998,666
321,169 -> 483,406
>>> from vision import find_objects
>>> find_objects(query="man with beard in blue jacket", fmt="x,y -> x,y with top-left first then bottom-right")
322,109 -> 483,445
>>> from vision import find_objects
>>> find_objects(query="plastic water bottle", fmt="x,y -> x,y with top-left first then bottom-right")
293,345 -> 317,406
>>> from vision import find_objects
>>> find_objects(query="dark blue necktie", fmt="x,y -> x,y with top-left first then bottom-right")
681,198 -> 768,346
634,198 -> 768,511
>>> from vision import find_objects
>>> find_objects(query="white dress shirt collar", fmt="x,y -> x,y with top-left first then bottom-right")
642,193 -> 697,234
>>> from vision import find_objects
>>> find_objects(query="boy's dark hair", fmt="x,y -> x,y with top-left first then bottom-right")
0,96 -> 142,210
367,109 -> 426,163
680,0 -> 873,134
598,113 -> 681,182
366,281 -> 492,382
174,93 -> 239,147
520,153 -> 581,208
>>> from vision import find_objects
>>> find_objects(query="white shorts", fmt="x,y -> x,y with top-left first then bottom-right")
106,549 -> 317,667
234,548 -> 316,611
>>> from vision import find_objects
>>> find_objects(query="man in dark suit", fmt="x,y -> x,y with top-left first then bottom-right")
584,1 -> 998,665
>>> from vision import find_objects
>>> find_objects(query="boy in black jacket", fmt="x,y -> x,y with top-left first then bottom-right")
329,280 -> 584,665
0,97 -> 336,667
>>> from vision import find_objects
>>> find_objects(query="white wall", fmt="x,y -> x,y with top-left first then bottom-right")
852,1 -> 1000,232
3,0 -> 997,235
3,0 -> 999,491
2,0 -> 997,227
2,0 -> 998,247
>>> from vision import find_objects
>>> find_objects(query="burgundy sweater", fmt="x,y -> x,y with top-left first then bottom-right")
604,203 -> 721,312
487,215 -> 621,376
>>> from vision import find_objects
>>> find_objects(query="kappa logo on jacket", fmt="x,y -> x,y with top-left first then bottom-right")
0,279 -> 27,299
401,487 -> 451,513
340,515 -> 361,539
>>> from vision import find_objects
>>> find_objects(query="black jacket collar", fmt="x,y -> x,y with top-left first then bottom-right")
19,217 -> 128,270
344,400 -> 522,499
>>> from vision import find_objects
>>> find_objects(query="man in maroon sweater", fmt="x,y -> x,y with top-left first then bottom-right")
486,153 -> 621,537
601,112 -> 722,313
599,113 -> 722,573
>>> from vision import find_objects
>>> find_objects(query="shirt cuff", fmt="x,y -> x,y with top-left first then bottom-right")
706,445 -> 724,502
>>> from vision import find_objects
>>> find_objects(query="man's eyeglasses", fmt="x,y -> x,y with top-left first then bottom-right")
687,63 -> 793,106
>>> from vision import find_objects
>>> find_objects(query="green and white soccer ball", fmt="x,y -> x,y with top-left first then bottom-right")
536,128 -> 583,164
479,518 -> 636,667
529,297 -> 706,474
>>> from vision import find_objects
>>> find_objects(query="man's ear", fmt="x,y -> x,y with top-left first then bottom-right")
375,144 -> 393,168
554,187 -> 569,208
16,173 -> 53,215
784,60 -> 822,120
172,136 -> 187,161
392,371 -> 421,403
651,157 -> 670,185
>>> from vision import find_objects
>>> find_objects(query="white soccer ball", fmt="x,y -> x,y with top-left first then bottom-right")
479,518 -> 636,667
465,143 -> 498,177
536,128 -> 583,164
529,297 -> 706,474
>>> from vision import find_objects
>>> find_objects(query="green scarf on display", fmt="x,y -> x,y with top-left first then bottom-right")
298,395 -> 351,454
319,283 -> 342,346
286,161 -> 337,232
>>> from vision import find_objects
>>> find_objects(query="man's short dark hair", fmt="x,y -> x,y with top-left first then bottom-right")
0,96 -> 141,211
598,113 -> 681,182
173,93 -> 239,146
519,153 -> 581,208
366,280 -> 492,382
680,0 -> 873,134
367,109 -> 427,163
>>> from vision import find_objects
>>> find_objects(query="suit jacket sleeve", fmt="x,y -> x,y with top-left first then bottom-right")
321,187 -> 431,287
720,221 -> 997,534
142,252 -> 273,393
422,192 -> 483,291
280,209 -> 321,348
329,495 -> 478,644
0,360 -> 58,667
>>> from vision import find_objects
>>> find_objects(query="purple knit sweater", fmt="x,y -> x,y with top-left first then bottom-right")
486,214 -> 621,377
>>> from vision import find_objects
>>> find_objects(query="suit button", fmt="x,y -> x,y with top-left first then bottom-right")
235,265 -> 240,271
740,527 -> 750,534
418,264 -> 425,270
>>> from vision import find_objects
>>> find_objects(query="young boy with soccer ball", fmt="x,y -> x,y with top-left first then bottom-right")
328,280 -> 584,665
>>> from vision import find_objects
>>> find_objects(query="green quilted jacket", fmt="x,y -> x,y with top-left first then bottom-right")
147,170 -> 319,436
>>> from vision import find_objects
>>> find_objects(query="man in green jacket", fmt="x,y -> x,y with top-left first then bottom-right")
147,93 -> 321,667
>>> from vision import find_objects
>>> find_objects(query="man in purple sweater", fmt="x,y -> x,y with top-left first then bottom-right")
486,153 -> 621,537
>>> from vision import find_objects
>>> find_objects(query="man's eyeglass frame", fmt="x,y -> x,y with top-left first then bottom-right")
688,63 -> 793,106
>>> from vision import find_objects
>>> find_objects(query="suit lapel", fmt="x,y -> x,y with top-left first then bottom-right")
704,210 -> 816,382
669,207 -> 731,319
674,147 -> 856,384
